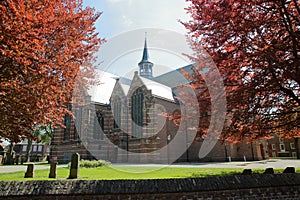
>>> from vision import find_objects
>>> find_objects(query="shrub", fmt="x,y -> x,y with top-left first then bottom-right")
68,160 -> 111,168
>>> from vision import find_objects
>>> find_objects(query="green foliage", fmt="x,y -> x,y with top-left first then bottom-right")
189,169 -> 242,178
32,125 -> 53,143
68,160 -> 111,168
79,160 -> 111,168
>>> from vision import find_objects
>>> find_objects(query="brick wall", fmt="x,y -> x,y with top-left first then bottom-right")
1,174 -> 300,199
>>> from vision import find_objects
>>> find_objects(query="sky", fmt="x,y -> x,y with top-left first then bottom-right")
83,0 -> 190,38
83,0 -> 193,77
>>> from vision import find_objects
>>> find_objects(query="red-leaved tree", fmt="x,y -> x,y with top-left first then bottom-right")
0,0 -> 104,142
183,0 -> 299,141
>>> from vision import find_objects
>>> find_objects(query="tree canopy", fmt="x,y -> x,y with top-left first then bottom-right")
183,0 -> 300,141
0,0 -> 104,142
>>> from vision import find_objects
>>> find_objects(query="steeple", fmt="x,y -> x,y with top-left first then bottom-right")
138,33 -> 153,79
141,37 -> 149,61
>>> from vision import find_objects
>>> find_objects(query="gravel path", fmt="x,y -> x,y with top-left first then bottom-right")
0,164 -> 68,173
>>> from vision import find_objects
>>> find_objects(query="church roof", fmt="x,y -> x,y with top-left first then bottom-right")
87,70 -> 118,104
87,62 -> 197,104
152,63 -> 195,87
139,76 -> 175,102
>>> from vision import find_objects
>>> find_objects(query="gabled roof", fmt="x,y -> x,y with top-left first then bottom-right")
118,77 -> 131,96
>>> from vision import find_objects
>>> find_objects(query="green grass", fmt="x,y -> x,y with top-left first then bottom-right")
1,166 -> 299,181
0,166 -> 244,181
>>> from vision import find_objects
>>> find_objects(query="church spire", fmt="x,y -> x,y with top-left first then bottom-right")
141,33 -> 149,61
138,33 -> 154,79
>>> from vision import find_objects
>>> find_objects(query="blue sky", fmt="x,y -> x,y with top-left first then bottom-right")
83,0 -> 190,38
83,0 -> 193,77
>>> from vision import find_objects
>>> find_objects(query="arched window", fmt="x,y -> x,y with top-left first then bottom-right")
113,97 -> 121,129
131,88 -> 144,138
93,112 -> 104,140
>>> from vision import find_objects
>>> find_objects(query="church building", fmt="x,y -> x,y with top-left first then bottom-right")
50,37 -> 267,163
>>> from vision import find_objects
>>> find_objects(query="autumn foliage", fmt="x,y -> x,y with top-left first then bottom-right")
183,0 -> 300,141
0,0 -> 104,142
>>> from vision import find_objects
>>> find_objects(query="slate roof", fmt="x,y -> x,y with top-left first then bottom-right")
152,64 -> 195,87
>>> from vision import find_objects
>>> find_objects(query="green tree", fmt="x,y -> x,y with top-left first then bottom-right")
25,125 -> 53,163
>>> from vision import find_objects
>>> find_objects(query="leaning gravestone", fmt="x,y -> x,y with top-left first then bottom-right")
68,153 -> 80,179
283,167 -> 295,173
264,168 -> 274,174
242,169 -> 252,175
49,162 -> 57,178
24,164 -> 34,178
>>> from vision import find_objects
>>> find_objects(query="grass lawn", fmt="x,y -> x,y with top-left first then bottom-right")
0,166 -> 298,181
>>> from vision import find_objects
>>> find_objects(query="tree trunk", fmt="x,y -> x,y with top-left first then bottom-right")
5,142 -> 15,165
295,138 -> 300,159
25,139 -> 33,163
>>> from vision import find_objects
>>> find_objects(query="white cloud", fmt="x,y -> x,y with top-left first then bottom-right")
102,0 -> 190,35
122,15 -> 133,27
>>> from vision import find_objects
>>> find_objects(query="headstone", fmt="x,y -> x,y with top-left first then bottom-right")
68,153 -> 80,179
283,167 -> 295,173
49,162 -> 57,178
263,168 -> 274,174
242,169 -> 252,175
24,164 -> 34,178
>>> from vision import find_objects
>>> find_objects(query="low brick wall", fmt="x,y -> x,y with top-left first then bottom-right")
1,174 -> 300,199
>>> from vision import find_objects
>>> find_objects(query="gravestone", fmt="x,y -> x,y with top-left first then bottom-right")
264,168 -> 274,174
242,169 -> 252,175
49,162 -> 57,178
24,164 -> 34,178
68,153 -> 80,179
283,167 -> 295,173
